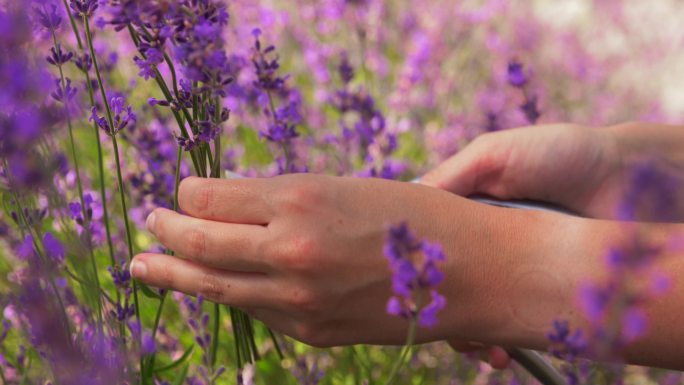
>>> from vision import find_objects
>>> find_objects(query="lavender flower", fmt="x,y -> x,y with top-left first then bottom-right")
69,0 -> 99,18
252,28 -> 287,92
507,60 -> 528,88
34,3 -> 63,32
133,48 -> 164,81
47,44 -> 73,67
42,232 -> 65,265
384,223 -> 447,328
90,96 -> 136,136
547,320 -> 587,385
51,78 -> 78,105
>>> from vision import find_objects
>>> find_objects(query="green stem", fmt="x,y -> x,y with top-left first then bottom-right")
210,303 -> 220,368
125,26 -> 202,173
83,14 -> 144,375
267,328 -> 284,360
4,175 -> 73,340
50,29 -> 104,330
0,365 -> 7,385
229,307 -> 243,369
110,136 -> 142,317
64,266 -> 116,305
60,0 -> 117,271
383,318 -> 417,385
147,146 -> 183,373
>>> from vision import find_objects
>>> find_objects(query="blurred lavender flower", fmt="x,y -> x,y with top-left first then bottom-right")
520,95 -> 541,124
47,44 -> 73,67
42,232 -> 65,265
384,222 -> 447,327
69,0 -> 99,18
507,60 -> 528,88
51,78 -> 78,106
34,3 -> 63,32
547,320 -> 587,385
292,357 -> 325,385
252,28 -> 287,92
0,5 -> 62,189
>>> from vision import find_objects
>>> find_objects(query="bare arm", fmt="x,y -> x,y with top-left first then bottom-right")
130,173 -> 684,371
445,204 -> 684,370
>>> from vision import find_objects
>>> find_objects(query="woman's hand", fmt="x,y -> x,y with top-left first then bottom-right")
130,174 -> 499,347
420,122 -> 684,367
421,123 -> 623,368
421,123 -> 626,219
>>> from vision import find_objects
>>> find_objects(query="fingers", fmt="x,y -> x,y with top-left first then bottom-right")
420,135 -> 509,197
447,339 -> 511,369
147,207 -> 272,272
488,346 -> 512,369
178,176 -> 274,224
130,253 -> 277,308
448,339 -> 486,353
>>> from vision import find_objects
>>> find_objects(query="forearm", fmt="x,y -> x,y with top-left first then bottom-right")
442,202 -> 684,370
608,122 -> 684,166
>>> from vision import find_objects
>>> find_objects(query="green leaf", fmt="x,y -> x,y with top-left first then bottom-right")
154,345 -> 195,374
171,364 -> 190,385
138,282 -> 163,300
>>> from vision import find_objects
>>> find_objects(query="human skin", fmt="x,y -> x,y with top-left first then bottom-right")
130,122 -> 684,370
420,122 -> 684,367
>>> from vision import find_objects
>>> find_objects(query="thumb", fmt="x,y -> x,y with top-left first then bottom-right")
420,137 -> 509,197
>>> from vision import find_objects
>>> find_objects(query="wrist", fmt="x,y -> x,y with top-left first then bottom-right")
442,204 -> 608,349
606,122 -> 684,165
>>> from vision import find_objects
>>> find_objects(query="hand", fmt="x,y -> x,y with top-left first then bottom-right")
130,174 -> 488,347
421,123 -> 624,219
420,122 -> 684,367
421,123 -> 622,368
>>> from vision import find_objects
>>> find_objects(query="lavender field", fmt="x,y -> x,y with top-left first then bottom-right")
1,0 -> 684,384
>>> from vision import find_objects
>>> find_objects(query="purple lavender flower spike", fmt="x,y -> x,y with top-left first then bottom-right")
46,44 -> 73,67
42,232 -> 65,265
384,222 -> 447,328
69,0 -> 98,18
90,96 -> 136,136
34,4 -> 62,31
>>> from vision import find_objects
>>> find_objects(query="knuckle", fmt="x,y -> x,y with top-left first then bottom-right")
186,227 -> 207,258
160,262 -> 175,288
293,322 -> 331,348
178,177 -> 196,202
192,182 -> 215,216
197,272 -> 225,303
277,177 -> 328,214
285,287 -> 320,315
279,235 -> 319,273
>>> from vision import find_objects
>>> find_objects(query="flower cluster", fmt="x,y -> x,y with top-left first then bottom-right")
1,0 -> 683,384
384,223 -> 447,328
507,60 -> 541,124
547,320 -> 587,385
90,97 -> 137,136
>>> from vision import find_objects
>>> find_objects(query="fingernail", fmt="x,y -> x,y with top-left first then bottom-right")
146,211 -> 157,233
130,259 -> 147,279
